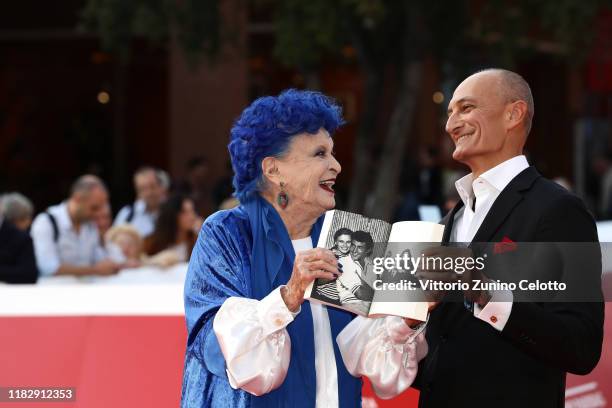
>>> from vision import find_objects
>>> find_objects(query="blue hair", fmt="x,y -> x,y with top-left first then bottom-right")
228,89 -> 345,202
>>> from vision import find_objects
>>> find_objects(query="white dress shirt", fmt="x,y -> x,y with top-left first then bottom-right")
293,237 -> 339,407
213,237 -> 428,405
336,255 -> 363,303
114,199 -> 157,238
451,154 -> 529,331
30,202 -> 106,276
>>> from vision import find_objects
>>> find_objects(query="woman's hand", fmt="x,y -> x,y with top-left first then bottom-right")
281,248 -> 342,312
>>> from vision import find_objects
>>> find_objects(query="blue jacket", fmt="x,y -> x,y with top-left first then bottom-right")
181,202 -> 362,408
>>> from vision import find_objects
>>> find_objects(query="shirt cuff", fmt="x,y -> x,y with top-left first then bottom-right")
387,315 -> 428,344
256,286 -> 300,337
474,289 -> 513,331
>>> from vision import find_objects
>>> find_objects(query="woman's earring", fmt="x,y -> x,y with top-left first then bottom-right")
277,182 -> 289,209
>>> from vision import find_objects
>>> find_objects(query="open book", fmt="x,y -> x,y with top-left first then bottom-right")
304,210 -> 444,321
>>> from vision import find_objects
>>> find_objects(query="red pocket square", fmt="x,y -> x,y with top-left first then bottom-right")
494,236 -> 517,254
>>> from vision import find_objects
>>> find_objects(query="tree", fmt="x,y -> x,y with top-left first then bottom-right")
78,0 -> 227,201
270,1 -> 435,218
80,0 -> 609,218
270,0 -> 609,219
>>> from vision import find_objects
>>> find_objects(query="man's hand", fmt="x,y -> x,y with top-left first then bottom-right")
415,246 -> 490,307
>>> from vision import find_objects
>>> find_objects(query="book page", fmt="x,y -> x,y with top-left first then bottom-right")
368,221 -> 444,321
305,210 -> 392,316
388,221 -> 445,243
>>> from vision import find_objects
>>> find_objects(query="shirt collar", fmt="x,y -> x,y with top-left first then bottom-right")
479,155 -> 529,192
455,155 -> 529,208
135,199 -> 158,216
135,199 -> 146,213
58,201 -> 92,231
57,201 -> 73,230
455,174 -> 476,209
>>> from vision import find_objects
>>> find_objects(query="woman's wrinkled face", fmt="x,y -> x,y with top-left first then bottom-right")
335,234 -> 352,254
275,128 -> 341,213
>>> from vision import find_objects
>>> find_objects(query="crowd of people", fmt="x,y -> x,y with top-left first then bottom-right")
0,157 -> 587,286
0,165 -> 230,284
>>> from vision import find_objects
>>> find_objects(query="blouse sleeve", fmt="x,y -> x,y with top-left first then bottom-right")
336,315 -> 428,399
213,286 -> 298,396
184,216 -> 297,397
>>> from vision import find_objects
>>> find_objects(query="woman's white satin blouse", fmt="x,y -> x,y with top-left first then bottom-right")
212,237 -> 428,405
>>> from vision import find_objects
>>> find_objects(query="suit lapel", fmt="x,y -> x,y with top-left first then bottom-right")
471,166 -> 541,242
433,167 -> 541,330
441,200 -> 464,244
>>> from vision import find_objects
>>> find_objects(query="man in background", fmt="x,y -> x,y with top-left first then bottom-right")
114,167 -> 168,237
176,156 -> 212,216
30,175 -> 120,277
95,202 -> 113,240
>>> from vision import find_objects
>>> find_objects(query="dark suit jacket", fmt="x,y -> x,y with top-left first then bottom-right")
0,220 -> 38,283
414,166 -> 604,408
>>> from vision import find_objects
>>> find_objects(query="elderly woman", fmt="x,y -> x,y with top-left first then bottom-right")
144,194 -> 200,267
1,192 -> 34,231
182,90 -> 428,407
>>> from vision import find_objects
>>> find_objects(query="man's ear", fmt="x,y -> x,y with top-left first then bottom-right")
506,100 -> 528,131
261,157 -> 281,186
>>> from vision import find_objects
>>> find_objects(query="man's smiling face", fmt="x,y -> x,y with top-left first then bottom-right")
351,240 -> 369,262
445,73 -> 510,167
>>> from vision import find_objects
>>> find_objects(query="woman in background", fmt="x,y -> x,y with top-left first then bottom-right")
144,194 -> 200,267
104,224 -> 143,267
0,192 -> 34,231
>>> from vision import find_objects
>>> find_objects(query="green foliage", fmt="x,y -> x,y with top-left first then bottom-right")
79,0 -> 222,63
536,0 -> 609,61
470,0 -> 610,67
79,0 -> 609,69
270,0 -> 343,69
267,0 -> 608,72
173,0 -> 222,63
79,0 -> 169,59
263,0 -> 420,69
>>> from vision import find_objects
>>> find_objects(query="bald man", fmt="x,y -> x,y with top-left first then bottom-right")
408,69 -> 604,407
30,175 -> 121,276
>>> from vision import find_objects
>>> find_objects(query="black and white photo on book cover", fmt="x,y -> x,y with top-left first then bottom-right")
305,209 -> 445,320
